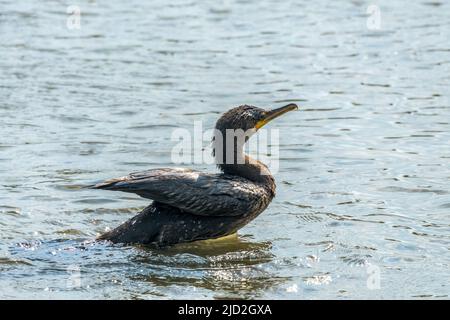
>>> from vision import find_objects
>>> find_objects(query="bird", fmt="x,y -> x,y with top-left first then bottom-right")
92,103 -> 298,247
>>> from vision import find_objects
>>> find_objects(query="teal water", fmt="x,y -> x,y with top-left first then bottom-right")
0,0 -> 449,299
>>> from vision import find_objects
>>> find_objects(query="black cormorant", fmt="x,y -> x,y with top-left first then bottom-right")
92,103 -> 298,246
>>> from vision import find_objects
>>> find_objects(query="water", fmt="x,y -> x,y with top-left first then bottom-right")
0,0 -> 449,299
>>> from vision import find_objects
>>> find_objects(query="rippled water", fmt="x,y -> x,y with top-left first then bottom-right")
1,0 -> 449,299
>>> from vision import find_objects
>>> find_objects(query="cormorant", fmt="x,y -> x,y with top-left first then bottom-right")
92,103 -> 298,246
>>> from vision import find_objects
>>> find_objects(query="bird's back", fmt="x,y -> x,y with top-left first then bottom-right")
93,168 -> 275,218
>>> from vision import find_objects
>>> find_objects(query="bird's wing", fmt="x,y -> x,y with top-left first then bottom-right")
92,168 -> 262,216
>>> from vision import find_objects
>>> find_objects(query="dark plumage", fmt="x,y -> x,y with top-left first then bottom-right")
93,103 -> 298,246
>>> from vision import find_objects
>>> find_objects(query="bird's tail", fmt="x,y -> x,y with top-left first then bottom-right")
88,177 -> 128,190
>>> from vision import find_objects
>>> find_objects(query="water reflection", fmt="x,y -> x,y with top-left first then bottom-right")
129,235 -> 283,298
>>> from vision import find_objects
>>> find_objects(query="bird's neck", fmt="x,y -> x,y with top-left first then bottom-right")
213,128 -> 275,186
217,153 -> 274,186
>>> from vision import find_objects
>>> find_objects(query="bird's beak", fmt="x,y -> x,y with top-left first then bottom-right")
255,103 -> 299,129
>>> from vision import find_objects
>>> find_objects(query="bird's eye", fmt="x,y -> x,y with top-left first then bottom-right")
258,112 -> 267,120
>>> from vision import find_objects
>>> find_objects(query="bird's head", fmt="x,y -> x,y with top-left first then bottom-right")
214,103 -> 298,134
213,104 -> 298,172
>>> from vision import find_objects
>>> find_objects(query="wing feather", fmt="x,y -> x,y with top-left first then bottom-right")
92,168 -> 264,216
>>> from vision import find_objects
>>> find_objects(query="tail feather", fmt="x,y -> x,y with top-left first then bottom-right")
90,177 -> 128,190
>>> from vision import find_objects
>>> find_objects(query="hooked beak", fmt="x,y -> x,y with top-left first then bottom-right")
255,103 -> 299,129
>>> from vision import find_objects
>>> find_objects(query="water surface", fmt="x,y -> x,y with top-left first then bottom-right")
0,0 -> 449,299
